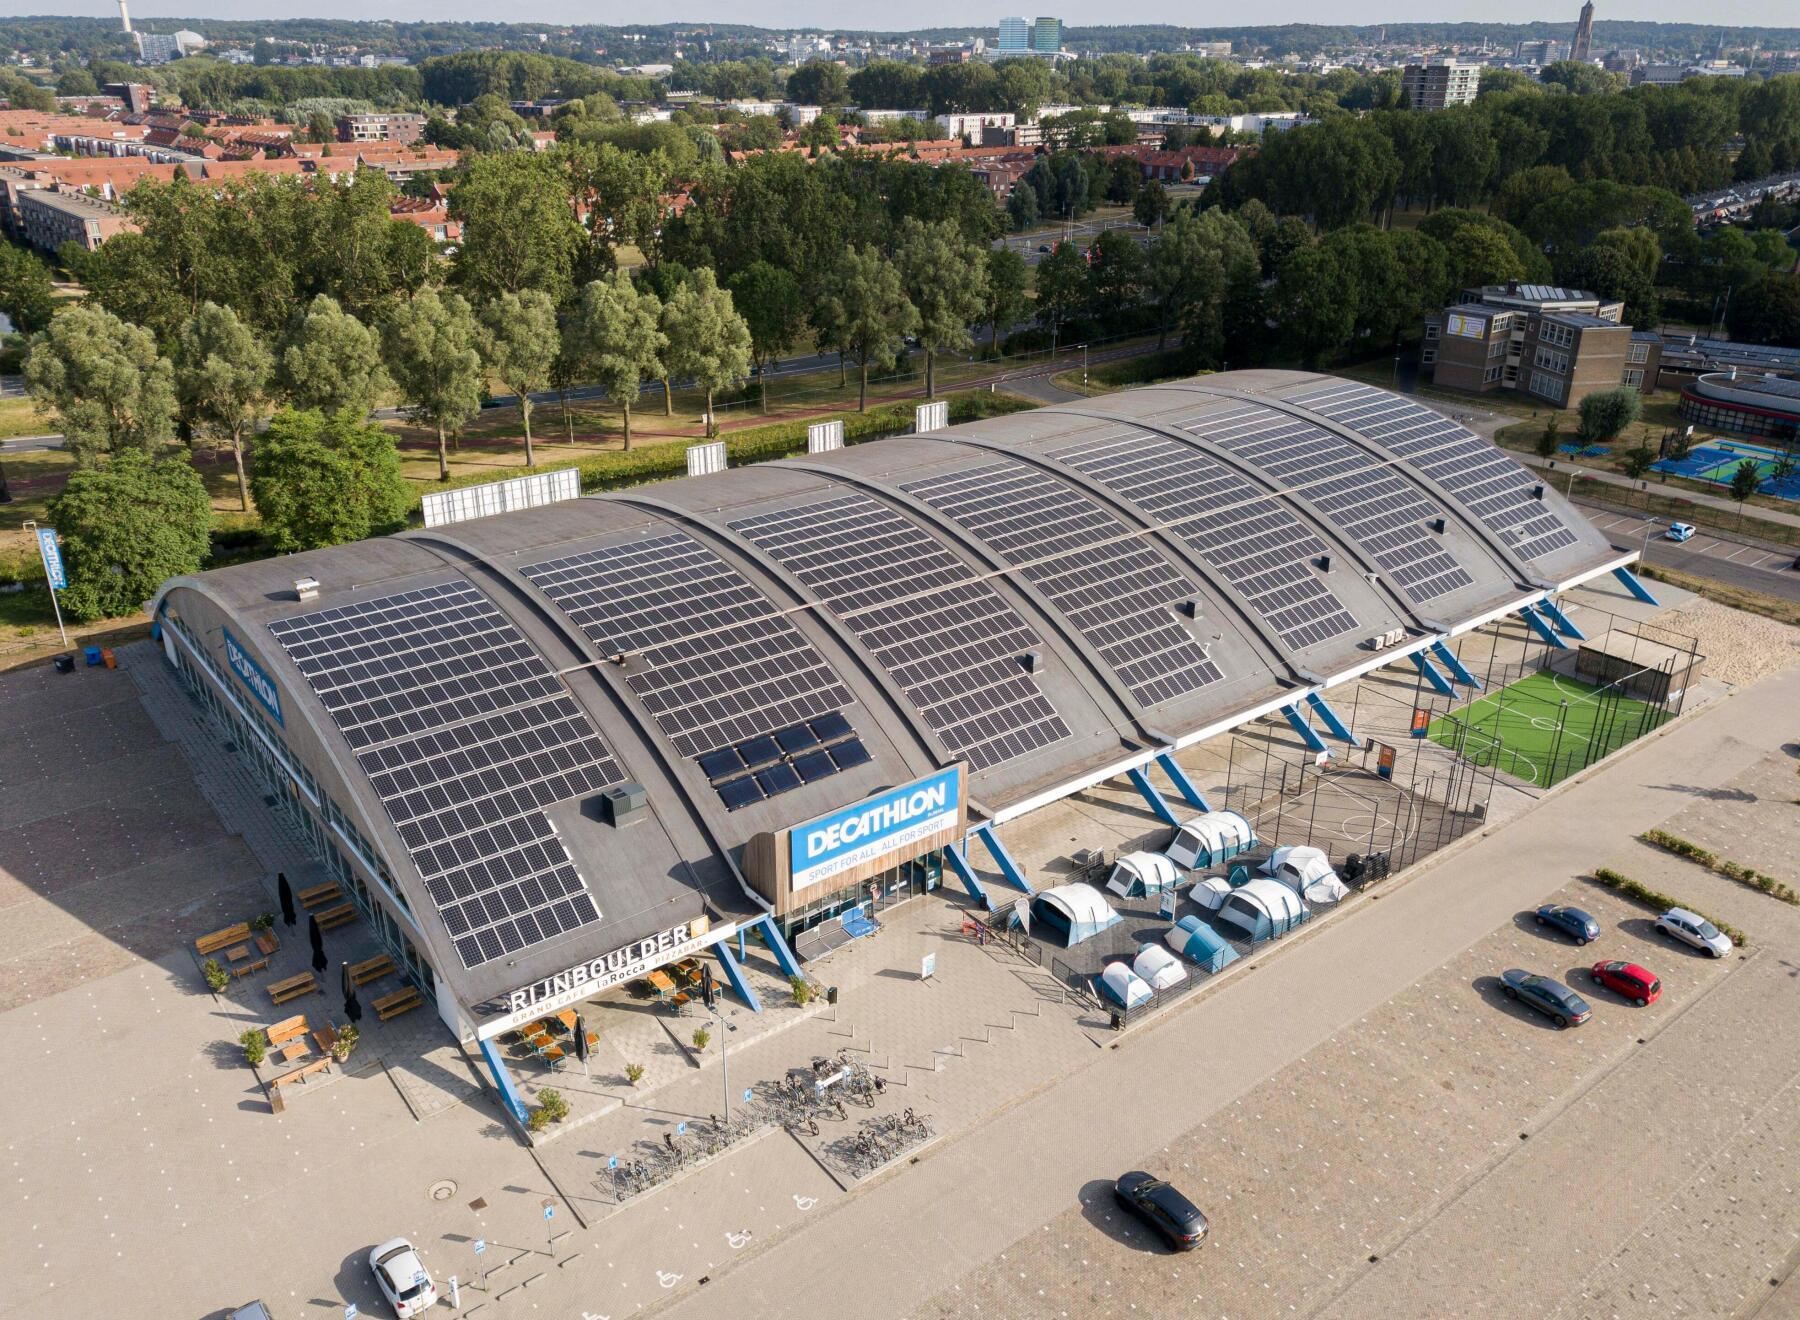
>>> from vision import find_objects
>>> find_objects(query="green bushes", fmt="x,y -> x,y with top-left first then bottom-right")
202,958 -> 229,992
239,1028 -> 268,1066
527,1087 -> 570,1133
1640,829 -> 1797,905
1590,866 -> 1749,948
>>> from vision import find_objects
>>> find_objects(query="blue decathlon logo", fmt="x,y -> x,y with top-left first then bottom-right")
221,626 -> 284,727
35,527 -> 66,590
790,767 -> 961,892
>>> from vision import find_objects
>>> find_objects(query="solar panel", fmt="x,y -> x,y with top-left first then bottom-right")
756,763 -> 803,795
808,712 -> 854,744
1169,403 -> 1476,604
731,494 -> 1072,772
829,739 -> 872,770
776,724 -> 820,754
267,580 -> 621,971
719,777 -> 764,811
697,748 -> 743,783
904,461 -> 1225,709
1051,430 -> 1362,652
792,749 -> 837,782
521,532 -> 856,759
1289,382 -> 1580,562
735,734 -> 782,769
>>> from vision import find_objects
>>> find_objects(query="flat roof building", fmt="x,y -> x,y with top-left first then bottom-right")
14,187 -> 133,252
1423,284 -> 1660,408
338,112 -> 426,144
1678,371 -> 1800,446
1401,60 -> 1481,110
152,371 -> 1630,1127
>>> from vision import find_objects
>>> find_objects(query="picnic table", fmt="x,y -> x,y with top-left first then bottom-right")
267,971 -> 318,1006
644,969 -> 677,997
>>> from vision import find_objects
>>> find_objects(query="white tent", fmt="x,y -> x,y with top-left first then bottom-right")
1098,961 -> 1154,1010
1166,915 -> 1239,972
1030,883 -> 1123,946
1105,850 -> 1180,899
1166,810 -> 1257,870
1132,942 -> 1189,991
1216,877 -> 1308,941
1190,875 -> 1233,911
1266,846 -> 1348,903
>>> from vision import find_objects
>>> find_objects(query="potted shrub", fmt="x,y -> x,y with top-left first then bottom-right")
538,1088 -> 569,1123
691,1026 -> 711,1053
202,958 -> 229,992
624,1062 -> 646,1086
239,1028 -> 268,1067
788,975 -> 813,1006
527,1105 -> 552,1133
249,912 -> 275,934
330,1024 -> 359,1065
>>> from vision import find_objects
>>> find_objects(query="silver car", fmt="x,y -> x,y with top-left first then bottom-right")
369,1238 -> 437,1318
1654,907 -> 1732,958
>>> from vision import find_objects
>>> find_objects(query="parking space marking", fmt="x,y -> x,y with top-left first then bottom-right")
1724,544 -> 1758,561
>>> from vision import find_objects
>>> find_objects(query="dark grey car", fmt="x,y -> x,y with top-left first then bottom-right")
1114,1171 -> 1210,1250
1499,968 -> 1592,1028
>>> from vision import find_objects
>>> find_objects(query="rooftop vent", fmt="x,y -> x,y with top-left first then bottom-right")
293,576 -> 319,602
1316,553 -> 1332,573
599,781 -> 648,827
1531,483 -> 1545,501
1429,517 -> 1447,535
1020,650 -> 1042,674
1175,597 -> 1203,620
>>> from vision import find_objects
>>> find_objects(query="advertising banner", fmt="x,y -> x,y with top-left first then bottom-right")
790,767 -> 961,893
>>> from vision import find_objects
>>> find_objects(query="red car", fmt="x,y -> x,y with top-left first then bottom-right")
1588,960 -> 1661,1006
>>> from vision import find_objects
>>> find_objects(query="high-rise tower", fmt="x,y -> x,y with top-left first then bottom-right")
1571,0 -> 1595,63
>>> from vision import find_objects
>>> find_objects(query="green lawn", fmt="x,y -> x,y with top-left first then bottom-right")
1427,668 -> 1666,788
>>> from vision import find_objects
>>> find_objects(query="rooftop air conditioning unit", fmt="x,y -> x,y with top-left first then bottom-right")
293,576 -> 319,602
1429,517 -> 1447,535
599,781 -> 648,827
1020,650 -> 1042,673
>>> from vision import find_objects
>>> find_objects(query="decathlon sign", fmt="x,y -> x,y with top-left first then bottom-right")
790,767 -> 961,893
221,627 -> 283,727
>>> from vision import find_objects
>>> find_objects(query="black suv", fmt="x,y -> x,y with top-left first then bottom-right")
1113,1171 -> 1210,1251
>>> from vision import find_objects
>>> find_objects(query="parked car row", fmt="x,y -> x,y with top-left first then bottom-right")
1500,903 -> 1729,1030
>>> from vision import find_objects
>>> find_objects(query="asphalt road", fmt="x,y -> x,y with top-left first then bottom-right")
994,214 -> 1155,265
1580,500 -> 1800,602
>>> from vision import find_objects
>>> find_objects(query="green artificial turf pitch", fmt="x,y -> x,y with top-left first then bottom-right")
1426,669 -> 1663,788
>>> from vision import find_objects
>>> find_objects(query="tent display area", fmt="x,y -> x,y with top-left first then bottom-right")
1030,883 -> 1123,946
1098,960 -> 1154,1009
1266,846 -> 1347,903
1166,810 -> 1258,870
1166,915 -> 1239,972
1132,942 -> 1189,991
1106,851 -> 1179,899
1217,878 -> 1309,942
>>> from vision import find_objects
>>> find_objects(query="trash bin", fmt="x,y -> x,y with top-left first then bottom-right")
83,645 -> 103,666
52,653 -> 74,674
101,647 -> 116,669
826,986 -> 839,1005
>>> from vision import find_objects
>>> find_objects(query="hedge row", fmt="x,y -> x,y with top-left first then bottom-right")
1590,866 -> 1749,948
1640,828 -> 1797,906
403,390 -> 1036,516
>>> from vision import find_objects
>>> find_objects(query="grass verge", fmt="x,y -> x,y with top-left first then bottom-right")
1640,828 -> 1798,905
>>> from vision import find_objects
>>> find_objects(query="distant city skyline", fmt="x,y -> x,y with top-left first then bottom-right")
18,1 -> 1800,29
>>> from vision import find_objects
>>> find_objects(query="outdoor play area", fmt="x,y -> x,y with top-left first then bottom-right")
1651,436 -> 1800,499
1425,669 -> 1665,789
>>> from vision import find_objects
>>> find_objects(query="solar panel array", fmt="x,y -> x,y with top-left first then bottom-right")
267,580 -> 621,971
1289,382 -> 1579,562
521,533 -> 855,760
1052,430 -> 1361,652
698,711 -> 872,811
730,493 -> 1072,772
903,461 -> 1224,708
1171,404 -> 1476,604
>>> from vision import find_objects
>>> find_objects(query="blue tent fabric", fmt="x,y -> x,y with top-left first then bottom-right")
1166,915 -> 1239,973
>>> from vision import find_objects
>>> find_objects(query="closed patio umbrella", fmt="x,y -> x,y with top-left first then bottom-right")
344,982 -> 362,1025
277,873 -> 296,928
309,915 -> 326,976
573,1013 -> 590,1077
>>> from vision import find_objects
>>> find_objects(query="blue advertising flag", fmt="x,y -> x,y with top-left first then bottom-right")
35,527 -> 66,590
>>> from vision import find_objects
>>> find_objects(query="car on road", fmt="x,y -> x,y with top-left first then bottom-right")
1655,907 -> 1733,957
1037,244 -> 1052,254
1666,521 -> 1696,542
1588,960 -> 1662,1005
1534,903 -> 1601,944
369,1238 -> 437,1318
1499,968 -> 1592,1028
1113,1171 -> 1210,1251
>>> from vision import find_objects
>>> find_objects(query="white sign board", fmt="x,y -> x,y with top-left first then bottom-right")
686,440 -> 727,476
1159,889 -> 1177,920
920,951 -> 936,980
420,466 -> 580,528
914,400 -> 949,434
807,419 -> 844,453
788,767 -> 961,895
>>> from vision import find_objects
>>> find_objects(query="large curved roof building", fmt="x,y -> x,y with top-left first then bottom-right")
152,371 -> 1636,1057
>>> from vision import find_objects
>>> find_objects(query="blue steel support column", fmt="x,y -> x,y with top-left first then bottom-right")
944,842 -> 994,910
974,824 -> 1032,894
1535,596 -> 1586,640
712,939 -> 763,1013
1409,650 -> 1456,697
751,913 -> 804,980
737,927 -> 746,961
1153,750 -> 1211,812
1429,639 -> 1482,689
477,1036 -> 531,1126
1280,702 -> 1329,753
1127,764 -> 1180,827
1612,565 -> 1659,605
1304,691 -> 1363,747
1518,604 -> 1569,649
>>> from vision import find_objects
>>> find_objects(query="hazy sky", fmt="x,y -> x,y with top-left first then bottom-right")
11,1 -> 1797,31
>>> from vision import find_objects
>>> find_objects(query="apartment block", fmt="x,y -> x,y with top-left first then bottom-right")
337,112 -> 426,144
1400,60 -> 1481,110
1423,283 -> 1661,407
16,188 -> 134,253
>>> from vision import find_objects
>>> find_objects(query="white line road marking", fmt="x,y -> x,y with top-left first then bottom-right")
1692,539 -> 1723,553
1724,544 -> 1758,562
726,1230 -> 753,1249
657,1270 -> 683,1289
793,1194 -> 817,1210
1755,554 -> 1793,570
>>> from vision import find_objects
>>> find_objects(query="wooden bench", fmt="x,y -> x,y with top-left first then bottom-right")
229,955 -> 270,980
373,986 -> 424,1021
267,1056 -> 332,1089
195,922 -> 252,957
268,972 -> 318,1006
315,901 -> 357,932
297,882 -> 342,910
265,1015 -> 309,1048
348,953 -> 397,987
254,930 -> 279,957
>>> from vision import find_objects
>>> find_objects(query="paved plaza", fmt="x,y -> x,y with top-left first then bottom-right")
3,574 -> 1800,1319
